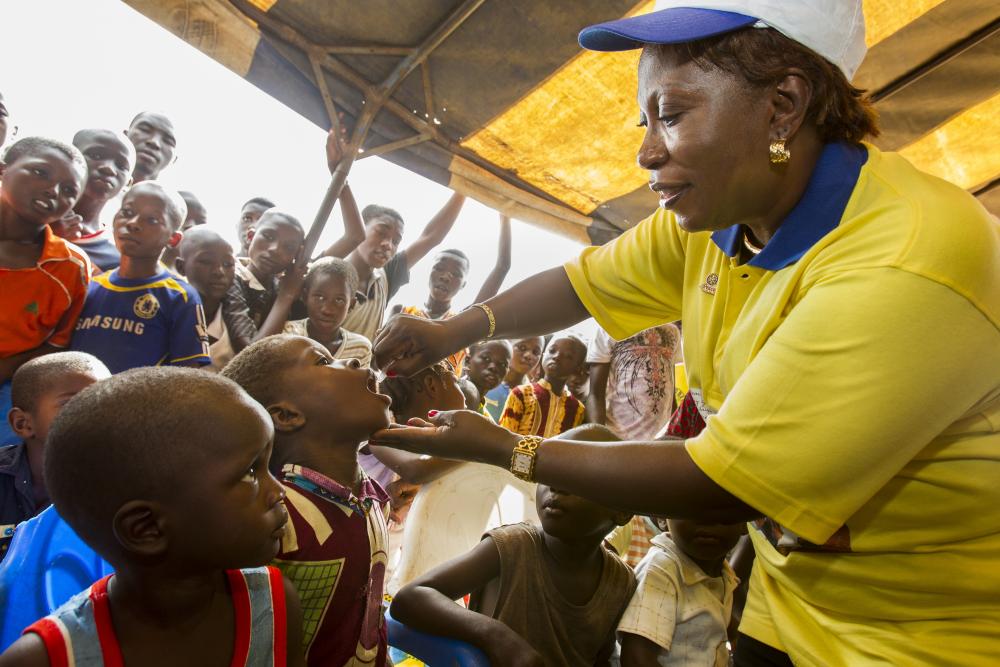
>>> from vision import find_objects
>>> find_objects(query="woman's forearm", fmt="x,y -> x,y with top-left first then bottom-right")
448,267 -> 590,349
481,435 -> 758,522
373,267 -> 589,378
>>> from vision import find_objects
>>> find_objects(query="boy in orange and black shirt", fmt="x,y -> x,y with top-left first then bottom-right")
0,137 -> 91,446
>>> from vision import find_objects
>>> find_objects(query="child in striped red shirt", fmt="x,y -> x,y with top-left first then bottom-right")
0,367 -> 304,666
222,335 -> 394,667
499,334 -> 588,438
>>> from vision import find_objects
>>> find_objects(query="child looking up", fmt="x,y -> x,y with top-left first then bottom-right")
499,334 -> 588,437
342,193 -> 466,341
370,363 -> 538,595
236,196 -> 275,257
397,214 -> 512,372
175,227 -> 237,370
222,335 -> 394,667
0,137 -> 90,445
70,182 -> 210,373
125,111 -> 175,184
391,433 -> 635,667
462,340 -> 512,416
0,352 -> 109,558
484,336 -> 544,421
283,257 -> 372,366
618,519 -> 744,667
53,128 -> 136,272
0,367 -> 304,666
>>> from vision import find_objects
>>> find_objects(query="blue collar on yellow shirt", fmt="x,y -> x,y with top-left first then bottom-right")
711,141 -> 868,271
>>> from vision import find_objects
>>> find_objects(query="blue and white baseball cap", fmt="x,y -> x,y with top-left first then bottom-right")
579,0 -> 867,80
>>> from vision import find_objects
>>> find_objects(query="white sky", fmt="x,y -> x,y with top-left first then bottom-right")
2,0 -> 596,334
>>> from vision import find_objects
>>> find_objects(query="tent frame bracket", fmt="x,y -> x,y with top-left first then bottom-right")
228,0 -> 486,257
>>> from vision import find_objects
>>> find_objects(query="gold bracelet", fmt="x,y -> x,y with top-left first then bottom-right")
510,435 -> 543,481
471,303 -> 496,339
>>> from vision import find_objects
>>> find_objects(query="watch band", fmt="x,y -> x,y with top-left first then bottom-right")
509,435 -> 544,482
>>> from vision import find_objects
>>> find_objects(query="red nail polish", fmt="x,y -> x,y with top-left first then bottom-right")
428,410 -> 439,418
386,371 -> 398,378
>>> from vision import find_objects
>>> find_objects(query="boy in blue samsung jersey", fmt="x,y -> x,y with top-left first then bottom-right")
70,182 -> 210,373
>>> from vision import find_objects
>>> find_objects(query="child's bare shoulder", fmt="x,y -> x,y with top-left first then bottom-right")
0,633 -> 51,667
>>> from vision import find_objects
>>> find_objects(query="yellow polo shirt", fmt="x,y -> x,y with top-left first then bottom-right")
565,142 -> 1000,666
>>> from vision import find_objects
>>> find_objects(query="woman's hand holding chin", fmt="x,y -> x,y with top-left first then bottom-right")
371,410 -> 519,468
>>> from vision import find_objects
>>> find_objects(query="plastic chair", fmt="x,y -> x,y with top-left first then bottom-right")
0,506 -> 112,651
387,611 -> 490,666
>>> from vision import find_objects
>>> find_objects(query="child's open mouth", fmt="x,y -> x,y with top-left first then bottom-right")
366,370 -> 392,405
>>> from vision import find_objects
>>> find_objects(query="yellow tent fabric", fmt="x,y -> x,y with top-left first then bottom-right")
124,0 -> 1000,241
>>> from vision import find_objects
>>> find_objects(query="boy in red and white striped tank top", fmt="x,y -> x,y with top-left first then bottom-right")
0,367 -> 305,666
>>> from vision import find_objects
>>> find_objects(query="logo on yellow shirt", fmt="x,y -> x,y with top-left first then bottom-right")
700,273 -> 719,295
133,294 -> 160,319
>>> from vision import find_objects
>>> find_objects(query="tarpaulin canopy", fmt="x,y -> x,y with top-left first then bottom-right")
124,0 -> 1000,244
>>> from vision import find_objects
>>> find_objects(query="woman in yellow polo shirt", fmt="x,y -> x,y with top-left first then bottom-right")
373,1 -> 1000,664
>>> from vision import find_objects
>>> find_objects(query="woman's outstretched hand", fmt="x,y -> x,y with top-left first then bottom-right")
373,314 -> 464,376
370,410 -> 519,467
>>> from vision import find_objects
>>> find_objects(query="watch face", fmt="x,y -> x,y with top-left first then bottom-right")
512,451 -> 533,475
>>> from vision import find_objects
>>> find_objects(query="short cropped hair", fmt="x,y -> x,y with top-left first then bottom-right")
45,367 -> 254,555
221,334 -> 300,408
2,136 -> 85,170
125,182 -> 188,231
257,210 -> 305,238
435,249 -> 470,265
362,204 -> 404,227
657,27 -> 879,143
178,226 -> 230,255
10,352 -> 110,413
242,196 -> 276,210
72,128 -> 133,155
468,339 -> 513,357
380,361 -> 453,417
178,190 -> 202,210
548,333 -> 588,359
303,256 -> 359,295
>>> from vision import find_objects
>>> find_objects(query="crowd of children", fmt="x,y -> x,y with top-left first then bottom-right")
0,94 -> 746,667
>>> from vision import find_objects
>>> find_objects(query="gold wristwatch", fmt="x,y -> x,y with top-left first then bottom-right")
510,436 -> 544,482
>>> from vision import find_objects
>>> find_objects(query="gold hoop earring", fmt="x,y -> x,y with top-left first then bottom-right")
769,139 -> 790,164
